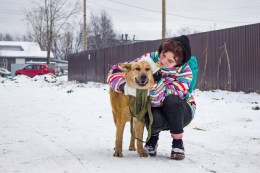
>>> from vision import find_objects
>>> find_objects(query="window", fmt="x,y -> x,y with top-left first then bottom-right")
0,59 -> 7,68
24,65 -> 33,70
47,65 -> 53,69
33,65 -> 43,69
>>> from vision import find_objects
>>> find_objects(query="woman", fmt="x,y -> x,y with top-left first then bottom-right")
107,35 -> 196,160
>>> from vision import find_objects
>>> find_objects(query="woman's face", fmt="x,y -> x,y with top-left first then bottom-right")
158,51 -> 178,68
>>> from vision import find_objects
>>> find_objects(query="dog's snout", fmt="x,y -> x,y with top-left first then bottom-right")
140,74 -> 147,82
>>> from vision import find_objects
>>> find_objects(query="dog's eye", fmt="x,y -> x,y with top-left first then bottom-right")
145,68 -> 150,71
135,67 -> 141,71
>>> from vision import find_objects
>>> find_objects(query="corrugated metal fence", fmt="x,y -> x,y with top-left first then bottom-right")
68,23 -> 260,93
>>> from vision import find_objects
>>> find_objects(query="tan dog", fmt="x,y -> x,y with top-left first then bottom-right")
109,61 -> 154,157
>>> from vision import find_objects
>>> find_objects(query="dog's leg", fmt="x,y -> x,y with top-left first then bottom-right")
129,122 -> 136,151
114,119 -> 126,157
135,119 -> 149,157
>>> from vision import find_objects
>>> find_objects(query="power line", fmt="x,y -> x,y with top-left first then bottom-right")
3,7 -> 252,21
108,11 -> 260,20
172,12 -> 260,21
88,1 -> 203,27
106,0 -> 253,24
0,0 -> 106,5
170,5 -> 260,11
88,1 -> 260,21
209,15 -> 260,20
88,2 -> 158,22
201,12 -> 260,19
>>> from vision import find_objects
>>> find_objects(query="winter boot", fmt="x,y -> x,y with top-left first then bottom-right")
171,139 -> 185,160
144,134 -> 159,156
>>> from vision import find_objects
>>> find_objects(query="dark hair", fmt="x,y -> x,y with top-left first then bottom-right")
159,40 -> 184,66
158,35 -> 192,66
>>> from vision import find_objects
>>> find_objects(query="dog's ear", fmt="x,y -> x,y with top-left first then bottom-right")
118,63 -> 131,71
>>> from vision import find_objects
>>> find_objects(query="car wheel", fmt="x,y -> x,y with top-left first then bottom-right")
38,73 -> 42,76
16,73 -> 21,76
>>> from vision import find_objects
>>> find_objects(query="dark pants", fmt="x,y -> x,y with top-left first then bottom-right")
145,95 -> 192,135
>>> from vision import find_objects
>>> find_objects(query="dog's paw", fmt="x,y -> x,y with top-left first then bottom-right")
129,146 -> 136,151
138,150 -> 149,157
113,150 -> 123,157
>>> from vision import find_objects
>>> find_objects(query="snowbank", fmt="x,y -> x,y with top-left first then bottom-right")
0,77 -> 259,173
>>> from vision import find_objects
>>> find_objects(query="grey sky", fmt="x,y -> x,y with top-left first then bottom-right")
0,0 -> 260,40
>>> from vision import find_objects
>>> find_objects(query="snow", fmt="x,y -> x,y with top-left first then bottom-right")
0,75 -> 260,173
0,41 -> 54,58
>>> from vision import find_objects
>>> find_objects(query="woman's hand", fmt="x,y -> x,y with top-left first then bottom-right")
119,82 -> 137,97
153,70 -> 162,82
119,82 -> 126,93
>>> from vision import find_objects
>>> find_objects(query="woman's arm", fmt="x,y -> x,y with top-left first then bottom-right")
149,63 -> 193,107
164,64 -> 193,98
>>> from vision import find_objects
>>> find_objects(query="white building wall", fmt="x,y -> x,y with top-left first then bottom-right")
16,58 -> 25,64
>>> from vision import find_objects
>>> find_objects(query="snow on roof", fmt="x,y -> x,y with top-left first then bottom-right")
0,41 -> 54,59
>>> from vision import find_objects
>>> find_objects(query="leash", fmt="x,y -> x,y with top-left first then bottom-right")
128,89 -> 153,143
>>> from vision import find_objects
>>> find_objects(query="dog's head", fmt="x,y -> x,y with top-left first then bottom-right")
119,61 -> 154,89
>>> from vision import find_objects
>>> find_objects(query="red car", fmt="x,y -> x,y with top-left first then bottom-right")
15,64 -> 55,77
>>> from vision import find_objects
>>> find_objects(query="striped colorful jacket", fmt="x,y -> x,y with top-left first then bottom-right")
107,51 -> 196,118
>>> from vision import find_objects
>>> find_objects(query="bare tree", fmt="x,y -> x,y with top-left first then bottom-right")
166,28 -> 176,38
87,10 -> 117,50
23,0 -> 82,64
52,21 -> 83,60
88,11 -> 101,50
23,6 -> 47,49
177,27 -> 192,36
167,27 -> 201,38
99,10 -> 116,48
209,23 -> 217,31
0,33 -> 14,41
25,31 -> 34,42
74,24 -> 83,53
52,27 -> 73,60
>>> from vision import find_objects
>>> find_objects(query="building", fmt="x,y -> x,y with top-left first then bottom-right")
0,41 -> 54,71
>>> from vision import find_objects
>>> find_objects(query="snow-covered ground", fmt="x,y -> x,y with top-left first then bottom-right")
0,75 -> 260,173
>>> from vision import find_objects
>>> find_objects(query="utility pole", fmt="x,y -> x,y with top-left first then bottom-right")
83,0 -> 87,51
162,0 -> 166,39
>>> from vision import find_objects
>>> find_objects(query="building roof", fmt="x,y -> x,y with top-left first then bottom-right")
0,41 -> 54,59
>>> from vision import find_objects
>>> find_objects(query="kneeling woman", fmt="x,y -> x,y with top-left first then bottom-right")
107,35 -> 196,160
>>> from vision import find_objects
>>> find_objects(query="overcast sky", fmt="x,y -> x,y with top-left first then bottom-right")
0,0 -> 260,40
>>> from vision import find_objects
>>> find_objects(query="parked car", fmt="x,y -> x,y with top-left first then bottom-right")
0,68 -> 11,78
15,64 -> 55,77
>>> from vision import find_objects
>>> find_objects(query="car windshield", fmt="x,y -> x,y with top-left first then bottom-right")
24,65 -> 33,70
